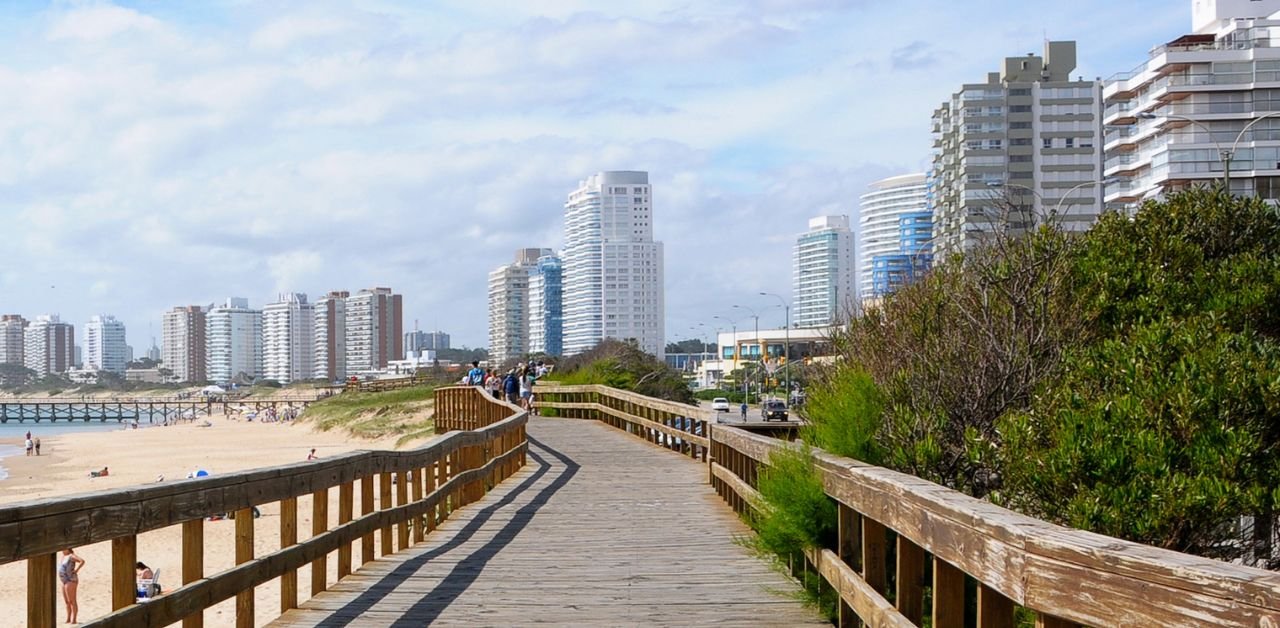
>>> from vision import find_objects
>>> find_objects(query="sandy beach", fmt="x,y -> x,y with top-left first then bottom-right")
0,415 -> 430,626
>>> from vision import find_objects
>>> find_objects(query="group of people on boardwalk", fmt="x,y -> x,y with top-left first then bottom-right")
464,360 -> 550,411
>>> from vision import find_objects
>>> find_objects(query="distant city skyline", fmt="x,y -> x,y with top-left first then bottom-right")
0,2 -> 1190,345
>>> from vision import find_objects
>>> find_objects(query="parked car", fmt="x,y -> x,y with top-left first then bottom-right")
711,397 -> 731,412
761,399 -> 789,422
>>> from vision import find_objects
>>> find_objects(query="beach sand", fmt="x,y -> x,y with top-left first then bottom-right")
0,415 -> 430,626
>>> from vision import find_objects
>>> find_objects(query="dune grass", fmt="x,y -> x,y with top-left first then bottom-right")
303,386 -> 436,443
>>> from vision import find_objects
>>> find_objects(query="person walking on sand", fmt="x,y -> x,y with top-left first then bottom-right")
59,548 -> 85,624
25,436 -> 33,456
307,448 -> 318,460
35,437 -> 40,456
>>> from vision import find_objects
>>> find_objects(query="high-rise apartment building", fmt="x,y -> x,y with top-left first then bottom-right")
562,171 -> 665,356
0,315 -> 27,365
488,248 -> 551,364
205,298 -> 261,385
405,330 -> 451,355
23,315 -> 74,377
162,306 -> 208,383
263,293 -> 315,385
345,288 -> 403,375
1103,0 -> 1280,208
84,314 -> 128,374
315,291 -> 349,382
528,253 -> 564,357
794,216 -> 856,328
931,41 -> 1104,256
858,174 -> 933,301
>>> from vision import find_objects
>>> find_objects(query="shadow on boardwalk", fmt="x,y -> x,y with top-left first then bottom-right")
315,437 -> 578,627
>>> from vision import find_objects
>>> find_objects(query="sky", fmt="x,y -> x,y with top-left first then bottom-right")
0,0 -> 1190,350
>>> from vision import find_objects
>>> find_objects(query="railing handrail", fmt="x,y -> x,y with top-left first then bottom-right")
5,385 -> 529,627
537,383 -> 1280,626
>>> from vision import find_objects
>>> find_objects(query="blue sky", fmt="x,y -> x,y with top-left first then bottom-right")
0,0 -> 1189,349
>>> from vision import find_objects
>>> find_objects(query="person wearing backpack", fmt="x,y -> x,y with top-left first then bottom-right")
467,361 -> 485,386
503,370 -> 520,403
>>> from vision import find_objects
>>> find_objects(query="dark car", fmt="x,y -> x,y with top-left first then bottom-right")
761,400 -> 788,422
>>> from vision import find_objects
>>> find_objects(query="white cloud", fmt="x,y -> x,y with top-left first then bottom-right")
0,0 -> 1194,346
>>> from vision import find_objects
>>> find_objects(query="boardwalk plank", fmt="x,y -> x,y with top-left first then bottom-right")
270,417 -> 826,626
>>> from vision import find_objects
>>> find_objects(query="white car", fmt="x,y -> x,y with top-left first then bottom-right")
711,397 -> 730,412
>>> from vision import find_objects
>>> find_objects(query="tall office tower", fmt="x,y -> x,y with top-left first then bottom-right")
84,314 -> 128,374
162,306 -> 207,382
528,253 -> 564,357
315,291 -> 349,382
1103,0 -> 1280,209
858,174 -> 933,301
23,315 -> 74,376
931,41 -> 1104,257
488,248 -> 551,364
423,331 -> 450,351
205,298 -> 262,385
562,171 -> 665,357
345,287 -> 403,375
793,216 -> 856,328
263,293 -> 315,385
0,315 -> 28,365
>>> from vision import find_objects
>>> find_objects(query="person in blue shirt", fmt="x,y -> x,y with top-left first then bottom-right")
503,370 -> 520,403
467,361 -> 485,386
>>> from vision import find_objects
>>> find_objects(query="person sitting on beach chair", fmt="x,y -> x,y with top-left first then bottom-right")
136,562 -> 161,600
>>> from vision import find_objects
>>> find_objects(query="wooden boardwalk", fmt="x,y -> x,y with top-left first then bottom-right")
270,416 -> 826,626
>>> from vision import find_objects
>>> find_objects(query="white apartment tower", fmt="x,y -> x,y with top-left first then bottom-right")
84,314 -> 128,374
205,298 -> 262,385
0,315 -> 27,365
793,216 -> 856,328
315,291 -> 349,382
23,315 -> 74,377
345,288 -> 403,375
162,306 -> 207,383
263,293 -> 315,385
488,248 -> 551,364
931,41 -> 1104,256
562,171 -> 665,357
858,174 -> 933,301
1103,0 -> 1280,208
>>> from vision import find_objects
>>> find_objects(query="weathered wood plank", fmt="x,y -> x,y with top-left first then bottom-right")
27,553 -> 55,628
111,535 -> 136,611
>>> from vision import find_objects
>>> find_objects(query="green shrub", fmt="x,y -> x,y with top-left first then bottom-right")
751,444 -> 836,557
801,367 -> 885,464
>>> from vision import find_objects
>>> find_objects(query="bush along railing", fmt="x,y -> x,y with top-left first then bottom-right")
2,386 -> 526,628
535,383 -> 1280,627
344,372 -> 435,393
534,384 -> 710,463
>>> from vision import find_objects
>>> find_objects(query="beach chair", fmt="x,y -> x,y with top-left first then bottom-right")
137,568 -> 161,601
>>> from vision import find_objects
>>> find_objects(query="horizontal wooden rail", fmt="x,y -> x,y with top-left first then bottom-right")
537,383 -> 1280,627
3,386 -> 527,628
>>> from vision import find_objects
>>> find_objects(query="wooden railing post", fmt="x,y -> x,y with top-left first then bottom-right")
235,508 -> 255,628
280,497 -> 298,613
896,535 -> 925,624
836,503 -> 858,627
397,470 -> 410,550
182,519 -> 204,628
312,488 -> 329,595
932,558 -> 965,628
978,583 -> 1015,628
360,475 -> 375,566
338,482 -> 354,578
862,517 -> 887,596
111,535 -> 137,611
412,467 -> 425,543
27,553 -> 56,628
380,472 -> 394,556
427,460 -> 439,533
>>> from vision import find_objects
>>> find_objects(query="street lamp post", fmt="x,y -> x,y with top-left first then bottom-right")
732,304 -> 762,403
759,292 -> 791,399
713,315 -> 740,396
1137,110 -> 1280,192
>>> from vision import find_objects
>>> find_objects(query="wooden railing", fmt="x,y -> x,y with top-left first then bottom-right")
344,373 -> 434,393
535,384 -> 711,464
534,384 -> 1280,628
1,385 -> 526,628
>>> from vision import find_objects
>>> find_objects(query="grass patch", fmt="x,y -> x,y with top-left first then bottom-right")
304,386 -> 436,442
